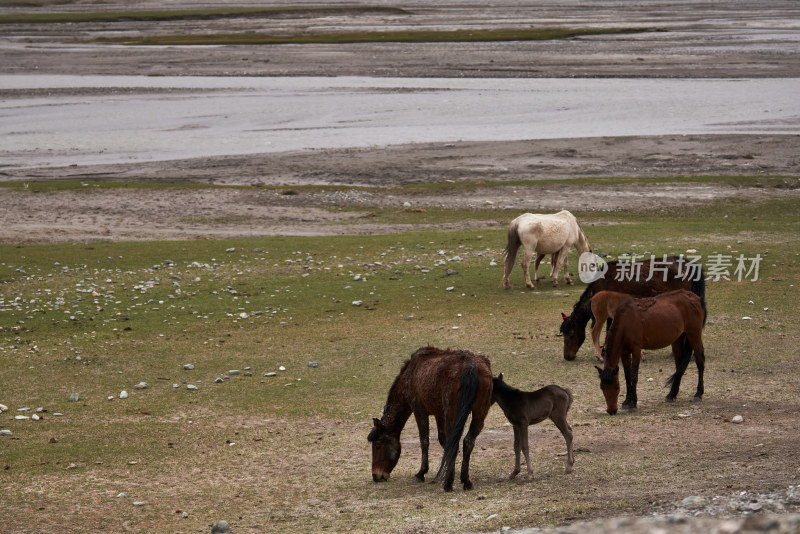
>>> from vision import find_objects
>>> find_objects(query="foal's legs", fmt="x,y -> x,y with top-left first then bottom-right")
413,412 -> 430,482
551,413 -> 574,474
519,422 -> 535,479
509,425 -> 522,480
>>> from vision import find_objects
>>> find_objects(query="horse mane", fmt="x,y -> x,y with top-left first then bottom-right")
561,285 -> 595,333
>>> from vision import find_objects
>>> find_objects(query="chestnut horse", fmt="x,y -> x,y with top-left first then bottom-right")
368,346 -> 493,492
595,289 -> 706,415
491,373 -> 574,480
502,210 -> 591,290
560,255 -> 706,360
589,290 -> 641,362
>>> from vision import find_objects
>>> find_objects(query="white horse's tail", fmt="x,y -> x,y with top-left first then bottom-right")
503,221 -> 522,272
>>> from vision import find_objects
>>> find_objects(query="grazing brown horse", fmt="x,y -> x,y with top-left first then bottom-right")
596,289 -> 706,415
560,255 -> 706,360
589,290 -> 642,362
491,374 -> 574,480
368,346 -> 493,492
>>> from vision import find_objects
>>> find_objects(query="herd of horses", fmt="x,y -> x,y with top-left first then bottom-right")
369,210 -> 708,491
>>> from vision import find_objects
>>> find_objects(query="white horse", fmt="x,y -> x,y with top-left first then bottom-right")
501,210 -> 591,290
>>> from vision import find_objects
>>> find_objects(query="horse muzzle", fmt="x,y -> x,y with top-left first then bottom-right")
372,473 -> 389,482
606,408 -> 618,415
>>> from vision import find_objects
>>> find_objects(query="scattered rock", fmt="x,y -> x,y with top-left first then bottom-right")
186,384 -> 198,390
264,372 -> 277,377
0,430 -> 12,437
68,393 -> 79,402
308,362 -> 319,368
133,382 -> 147,389
352,300 -> 363,306
119,390 -> 129,399
732,415 -> 744,424
211,520 -> 231,533
0,404 -> 7,413
183,363 -> 195,370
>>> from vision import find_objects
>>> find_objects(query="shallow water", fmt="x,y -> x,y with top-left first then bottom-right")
1,75 -> 798,168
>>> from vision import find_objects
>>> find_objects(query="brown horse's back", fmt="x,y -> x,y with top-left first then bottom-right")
611,289 -> 704,351
404,346 -> 492,420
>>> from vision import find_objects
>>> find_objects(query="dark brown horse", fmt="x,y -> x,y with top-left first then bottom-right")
368,346 -> 493,492
491,374 -> 574,480
596,289 -> 706,415
560,255 -> 706,360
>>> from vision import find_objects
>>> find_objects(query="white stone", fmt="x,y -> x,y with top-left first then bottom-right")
732,415 -> 744,424
119,390 -> 129,399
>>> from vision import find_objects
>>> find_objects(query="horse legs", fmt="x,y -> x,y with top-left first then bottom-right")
665,337 -> 689,401
620,350 -> 639,410
509,425 -> 522,480
460,416 -> 486,491
551,414 -> 574,474
533,253 -> 546,283
519,422 -> 534,480
521,247 -> 536,289
413,412 -> 430,482
548,251 -> 561,287
590,311 -> 607,362
687,329 -> 705,401
560,247 -> 574,285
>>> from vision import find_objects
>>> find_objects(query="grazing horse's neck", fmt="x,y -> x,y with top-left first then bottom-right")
381,381 -> 413,435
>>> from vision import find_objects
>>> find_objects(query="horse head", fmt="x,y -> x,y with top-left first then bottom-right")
368,418 -> 401,482
560,313 -> 585,361
595,365 -> 620,415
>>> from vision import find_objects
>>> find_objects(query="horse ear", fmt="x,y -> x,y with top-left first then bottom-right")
373,418 -> 382,429
595,365 -> 603,375
561,312 -> 568,320
497,373 -> 504,382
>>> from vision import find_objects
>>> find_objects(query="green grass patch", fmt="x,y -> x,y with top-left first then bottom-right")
88,27 -> 652,46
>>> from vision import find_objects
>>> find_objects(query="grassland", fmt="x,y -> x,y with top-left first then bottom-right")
1,181 -> 799,533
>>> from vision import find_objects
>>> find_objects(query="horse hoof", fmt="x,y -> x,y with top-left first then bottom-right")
664,395 -> 676,402
463,481 -> 474,491
692,395 -> 703,402
414,475 -> 425,482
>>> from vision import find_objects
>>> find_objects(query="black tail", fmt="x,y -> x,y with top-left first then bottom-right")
691,273 -> 708,326
435,366 -> 479,483
503,222 -> 522,276
681,270 -> 707,357
666,333 -> 693,388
